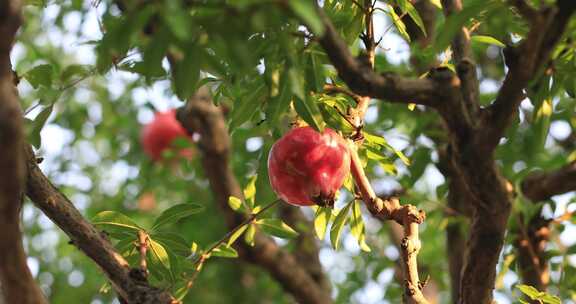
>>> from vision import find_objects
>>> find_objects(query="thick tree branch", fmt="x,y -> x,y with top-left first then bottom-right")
521,161 -> 576,202
25,148 -> 172,304
436,146 -> 474,304
0,1 -> 47,302
508,0 -> 538,22
482,0 -> 576,150
441,0 -> 480,120
278,205 -> 331,293
513,161 -> 576,290
315,8 -> 443,107
176,87 -> 332,304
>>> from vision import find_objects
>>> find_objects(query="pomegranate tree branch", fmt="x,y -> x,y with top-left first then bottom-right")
323,83 -> 363,104
508,0 -> 538,22
521,161 -> 576,202
440,0 -> 480,120
348,142 -> 428,304
137,231 -> 149,275
25,147 -> 172,303
334,5 -> 429,303
185,199 -> 280,290
314,7 -> 442,107
176,87 -> 332,304
0,1 -> 47,302
481,0 -> 576,150
513,161 -> 576,291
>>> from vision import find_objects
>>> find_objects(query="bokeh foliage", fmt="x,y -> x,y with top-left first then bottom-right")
14,0 -> 576,303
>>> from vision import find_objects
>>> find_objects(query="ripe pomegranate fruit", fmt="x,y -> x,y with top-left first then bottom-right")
268,126 -> 350,207
141,109 -> 193,161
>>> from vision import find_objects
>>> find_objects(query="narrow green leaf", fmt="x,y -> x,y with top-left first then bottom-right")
305,53 -> 325,92
350,201 -> 371,252
152,203 -> 205,230
516,284 -> 542,299
532,99 -> 553,150
314,206 -> 332,240
229,84 -> 265,130
387,5 -> 411,42
149,239 -> 171,271
266,69 -> 292,128
151,232 -> 192,257
330,200 -> 354,250
289,0 -> 325,35
60,64 -> 91,83
212,244 -> 238,258
397,0 -> 427,36
228,196 -> 246,213
243,175 -> 257,205
435,0 -> 496,52
470,35 -> 505,48
172,45 -> 201,100
92,211 -> 142,233
115,236 -> 137,254
293,94 -> 324,132
385,142 -> 411,166
256,219 -> 298,239
227,224 -> 249,247
244,223 -> 256,246
28,105 -> 53,149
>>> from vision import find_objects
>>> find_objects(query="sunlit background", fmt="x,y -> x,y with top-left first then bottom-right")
12,1 -> 575,303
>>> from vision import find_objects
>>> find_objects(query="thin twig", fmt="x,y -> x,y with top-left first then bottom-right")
137,230 -> 149,275
183,199 -> 281,291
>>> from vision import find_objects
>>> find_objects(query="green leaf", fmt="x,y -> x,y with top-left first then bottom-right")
516,284 -> 542,299
516,284 -> 561,304
60,64 -> 91,83
387,5 -> 411,42
385,142 -> 411,166
244,223 -> 256,246
172,45 -> 201,100
435,0 -> 496,52
350,201 -> 371,252
289,0 -> 325,35
27,105 -> 53,149
25,0 -> 47,6
314,206 -> 332,240
115,236 -> 137,254
470,35 -> 505,48
304,53 -> 325,92
92,211 -> 142,236
229,84 -> 265,130
396,0 -> 427,36
149,239 -> 171,271
330,200 -> 354,250
266,69 -> 292,128
24,64 -> 54,89
227,224 -> 249,247
151,232 -> 192,257
243,175 -> 257,205
532,99 -> 553,150
151,203 -> 205,230
256,219 -> 298,239
228,196 -> 247,213
212,244 -> 238,258
163,2 -> 192,40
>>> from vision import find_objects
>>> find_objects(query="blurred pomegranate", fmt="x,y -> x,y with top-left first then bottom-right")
141,109 -> 193,161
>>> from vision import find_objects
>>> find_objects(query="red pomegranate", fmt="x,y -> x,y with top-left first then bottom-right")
268,126 -> 350,207
141,109 -> 193,161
